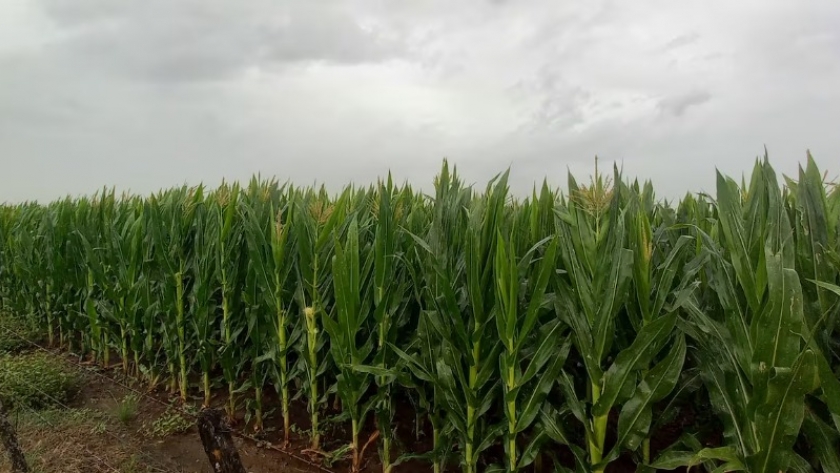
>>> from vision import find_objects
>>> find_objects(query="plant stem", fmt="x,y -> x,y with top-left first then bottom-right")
276,290 -> 291,444
382,433 -> 392,473
45,284 -> 54,346
507,363 -> 517,473
305,306 -> 320,450
203,371 -> 211,407
378,311 -> 392,473
465,337 -> 481,473
590,382 -> 608,473
175,268 -> 187,402
352,419 -> 360,472
103,335 -> 110,367
432,424 -> 441,473
169,363 -> 177,394
255,386 -> 263,431
121,326 -> 129,372
222,282 -> 235,418
228,381 -> 236,419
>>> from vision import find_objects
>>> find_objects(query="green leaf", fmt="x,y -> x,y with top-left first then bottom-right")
747,349 -> 820,473
716,171 -> 761,313
557,371 -> 587,428
519,320 -> 566,387
516,337 -> 570,433
801,410 -> 840,473
612,334 -> 686,456
593,311 -> 677,416
649,450 -> 696,470
519,237 -> 558,348
518,432 -> 546,469
690,446 -> 747,472
750,248 -> 804,372
810,279 -> 840,297
592,247 -> 634,362
539,406 -> 590,472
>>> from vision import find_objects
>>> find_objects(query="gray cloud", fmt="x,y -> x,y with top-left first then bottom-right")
38,0 -> 405,82
1,0 -> 839,203
658,90 -> 712,117
661,32 -> 701,51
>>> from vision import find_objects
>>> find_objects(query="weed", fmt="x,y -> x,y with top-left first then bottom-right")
0,353 -> 80,409
13,407 -> 101,430
0,313 -> 41,354
323,444 -> 352,468
90,419 -> 108,434
121,454 -> 155,473
141,404 -> 197,438
114,393 -> 140,425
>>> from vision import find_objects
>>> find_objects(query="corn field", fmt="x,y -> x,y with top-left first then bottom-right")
1,155 -> 839,473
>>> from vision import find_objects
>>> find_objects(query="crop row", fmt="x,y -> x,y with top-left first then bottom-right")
1,155 -> 838,473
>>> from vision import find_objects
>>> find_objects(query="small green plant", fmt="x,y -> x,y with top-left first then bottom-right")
90,419 -> 108,434
121,454 -> 154,473
323,444 -> 353,468
142,404 -> 196,438
0,353 -> 80,409
0,313 -> 41,354
114,393 -> 140,425
13,407 -> 101,430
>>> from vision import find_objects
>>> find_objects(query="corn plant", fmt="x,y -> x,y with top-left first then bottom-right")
397,162 -> 471,473
58,200 -> 87,353
548,165 -> 688,473
323,215 -> 376,471
238,180 -> 302,436
293,188 -> 348,450
677,159 -> 822,472
783,155 -> 840,469
107,196 -> 147,374
494,224 -> 569,473
44,201 -> 75,350
548,166 -> 630,472
394,180 -> 448,473
242,179 -> 300,439
14,206 -> 44,322
619,182 -> 697,467
391,315 -> 450,473
190,195 -> 218,406
1,152 -> 838,473
33,207 -> 56,346
360,179 -> 413,473
147,186 -> 202,401
138,249 -> 165,388
407,165 -> 507,473
74,195 -> 108,363
241,255 -> 273,430
238,179 -> 289,430
213,183 -> 247,417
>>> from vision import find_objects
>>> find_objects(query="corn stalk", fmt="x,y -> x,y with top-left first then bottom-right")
493,226 -> 569,473
293,189 -> 348,450
676,158 -> 822,472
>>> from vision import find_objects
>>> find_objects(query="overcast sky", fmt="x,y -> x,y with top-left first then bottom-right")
1,0 -> 839,203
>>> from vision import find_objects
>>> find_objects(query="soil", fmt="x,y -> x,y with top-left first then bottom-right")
0,352 -> 318,473
1,347 -> 700,473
